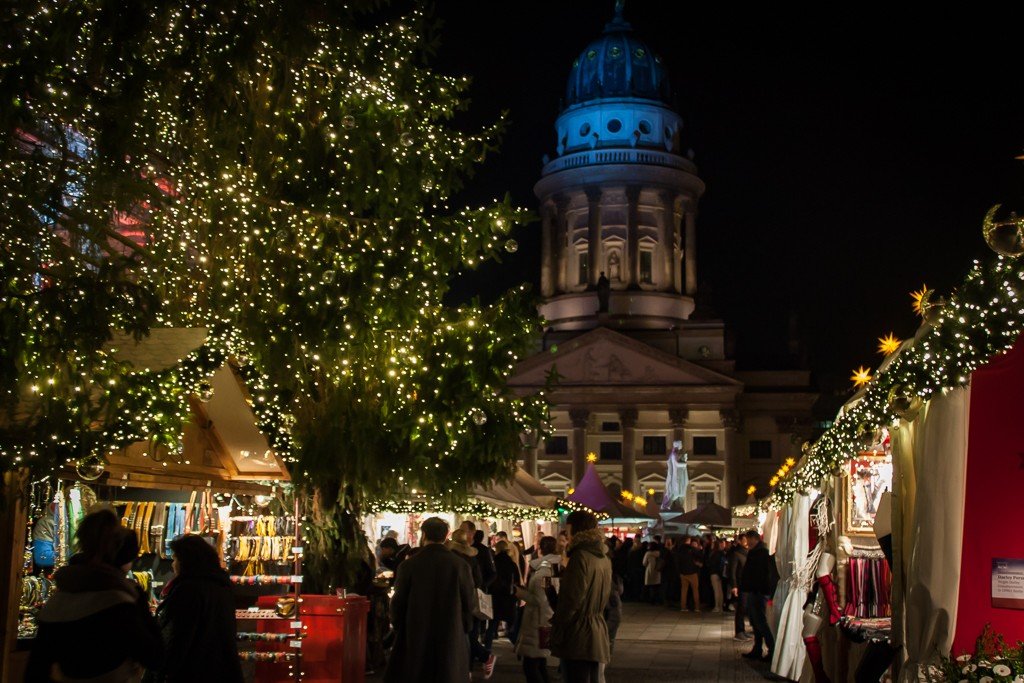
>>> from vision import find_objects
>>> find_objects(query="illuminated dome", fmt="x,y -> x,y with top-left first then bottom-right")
564,7 -> 671,109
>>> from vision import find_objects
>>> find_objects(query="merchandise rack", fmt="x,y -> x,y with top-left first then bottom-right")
231,496 -> 304,680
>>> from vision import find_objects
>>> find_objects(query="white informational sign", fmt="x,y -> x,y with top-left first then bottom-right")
991,558 -> 1024,609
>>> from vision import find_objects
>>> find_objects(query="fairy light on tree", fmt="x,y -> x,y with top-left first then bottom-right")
1,2 -> 548,586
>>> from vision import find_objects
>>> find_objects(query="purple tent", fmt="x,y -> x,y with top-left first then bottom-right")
567,463 -> 656,523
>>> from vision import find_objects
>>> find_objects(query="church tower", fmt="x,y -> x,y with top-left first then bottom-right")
513,4 -> 818,508
535,3 -> 704,331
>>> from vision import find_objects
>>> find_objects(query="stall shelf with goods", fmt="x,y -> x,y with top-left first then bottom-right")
760,251 -> 1024,682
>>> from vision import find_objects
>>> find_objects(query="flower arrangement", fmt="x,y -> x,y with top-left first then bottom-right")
941,625 -> 1023,683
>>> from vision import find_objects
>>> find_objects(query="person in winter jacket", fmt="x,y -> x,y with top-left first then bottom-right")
549,511 -> 613,683
489,541 -> 522,643
641,542 -> 662,604
599,551 -> 624,683
148,535 -> 243,683
26,508 -> 162,682
514,536 -> 560,683
386,517 -> 477,683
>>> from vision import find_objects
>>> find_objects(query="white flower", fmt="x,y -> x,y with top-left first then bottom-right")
964,665 -> 978,673
1012,676 -> 1023,683
958,655 -> 974,663
993,665 -> 1012,677
980,676 -> 993,683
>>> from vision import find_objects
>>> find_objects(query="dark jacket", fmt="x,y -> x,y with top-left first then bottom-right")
385,543 -> 476,683
727,545 -> 748,586
740,542 -> 773,595
473,540 -> 497,591
550,529 -> 613,663
708,549 -> 725,577
674,545 -> 701,575
152,571 -> 243,683
26,559 -> 162,682
492,552 -> 522,623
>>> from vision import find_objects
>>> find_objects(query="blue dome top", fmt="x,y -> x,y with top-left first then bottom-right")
565,9 -> 671,108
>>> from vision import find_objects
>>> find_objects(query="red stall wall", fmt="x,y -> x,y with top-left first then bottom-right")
953,335 -> 1024,653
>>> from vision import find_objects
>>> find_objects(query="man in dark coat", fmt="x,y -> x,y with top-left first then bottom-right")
740,529 -> 775,662
386,517 -> 476,683
728,535 -> 751,640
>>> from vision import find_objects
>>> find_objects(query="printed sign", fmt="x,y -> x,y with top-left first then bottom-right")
992,558 -> 1024,609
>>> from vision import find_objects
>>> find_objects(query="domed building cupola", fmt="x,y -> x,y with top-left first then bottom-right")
565,2 -> 672,108
534,0 -> 705,332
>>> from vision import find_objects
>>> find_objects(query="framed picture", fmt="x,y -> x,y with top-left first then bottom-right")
843,454 -> 893,536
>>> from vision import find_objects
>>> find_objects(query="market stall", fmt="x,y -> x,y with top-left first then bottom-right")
0,329 -> 314,681
761,251 -> 1024,682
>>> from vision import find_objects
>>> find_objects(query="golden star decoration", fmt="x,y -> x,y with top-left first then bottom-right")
851,366 -> 873,387
878,332 -> 902,356
910,285 -> 931,317
746,485 -> 757,496
586,452 -> 598,463
621,490 -> 634,501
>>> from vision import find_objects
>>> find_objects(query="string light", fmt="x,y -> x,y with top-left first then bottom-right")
765,253 -> 1024,510
0,3 -> 550,577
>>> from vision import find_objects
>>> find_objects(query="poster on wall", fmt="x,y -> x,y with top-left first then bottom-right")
992,559 -> 1024,609
844,454 -> 893,535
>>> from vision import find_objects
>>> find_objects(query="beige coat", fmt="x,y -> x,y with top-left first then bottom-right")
549,529 -> 613,663
514,553 -> 560,659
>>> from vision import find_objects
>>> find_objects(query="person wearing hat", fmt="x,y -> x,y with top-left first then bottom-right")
385,517 -> 477,683
26,508 -> 162,682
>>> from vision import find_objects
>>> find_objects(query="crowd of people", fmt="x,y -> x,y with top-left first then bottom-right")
25,508 -> 244,683
384,517 -> 780,683
25,505 -> 777,683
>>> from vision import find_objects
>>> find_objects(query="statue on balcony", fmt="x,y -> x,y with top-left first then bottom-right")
596,271 -> 610,313
661,440 -> 689,512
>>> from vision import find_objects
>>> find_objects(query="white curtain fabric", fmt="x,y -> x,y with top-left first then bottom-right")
771,493 -> 811,680
896,388 -> 970,682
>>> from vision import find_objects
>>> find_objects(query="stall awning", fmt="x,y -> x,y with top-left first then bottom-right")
567,463 -> 656,524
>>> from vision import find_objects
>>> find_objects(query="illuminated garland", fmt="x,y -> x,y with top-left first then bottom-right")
555,498 -> 609,520
766,254 -> 1024,509
365,499 -> 558,521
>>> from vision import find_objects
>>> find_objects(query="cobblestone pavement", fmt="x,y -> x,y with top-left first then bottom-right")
373,602 -> 778,682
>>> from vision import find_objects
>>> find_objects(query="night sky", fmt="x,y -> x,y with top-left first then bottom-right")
431,2 -> 1024,391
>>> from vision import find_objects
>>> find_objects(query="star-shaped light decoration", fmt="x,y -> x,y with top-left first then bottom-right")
586,452 -> 598,463
746,485 -> 757,496
635,497 -> 647,507
621,490 -> 635,501
785,457 -> 797,467
647,488 -> 655,496
911,285 -> 931,317
769,476 -> 780,487
878,332 -> 902,356
567,487 -> 575,495
851,366 -> 873,388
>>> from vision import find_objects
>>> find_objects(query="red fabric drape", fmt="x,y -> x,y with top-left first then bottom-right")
953,334 -> 1024,653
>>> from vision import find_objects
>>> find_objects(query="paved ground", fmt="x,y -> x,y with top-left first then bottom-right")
483,603 -> 775,682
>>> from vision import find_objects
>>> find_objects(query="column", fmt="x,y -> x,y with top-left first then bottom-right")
626,186 -> 641,288
668,407 -> 687,446
720,409 -> 739,507
684,206 -> 698,296
659,191 -> 677,292
555,195 -> 570,292
620,408 -> 638,493
569,408 -> 590,485
525,439 -> 540,478
585,188 -> 602,287
540,201 -> 555,297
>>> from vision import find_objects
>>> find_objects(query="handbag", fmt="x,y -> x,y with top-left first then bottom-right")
474,589 -> 493,620
538,626 -> 551,650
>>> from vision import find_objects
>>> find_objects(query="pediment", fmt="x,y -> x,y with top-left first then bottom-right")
511,328 -> 741,388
